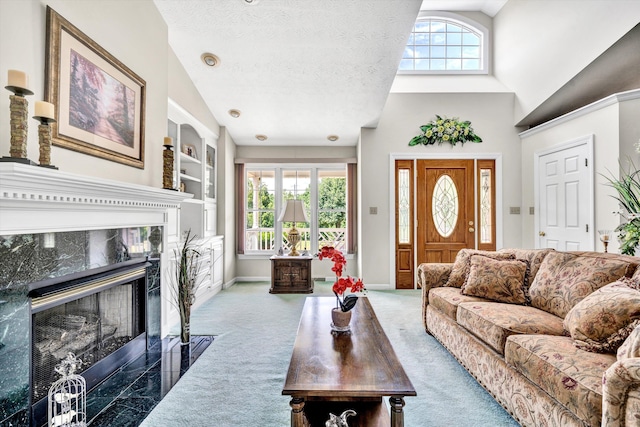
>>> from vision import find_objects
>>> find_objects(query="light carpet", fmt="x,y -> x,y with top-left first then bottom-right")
140,282 -> 519,427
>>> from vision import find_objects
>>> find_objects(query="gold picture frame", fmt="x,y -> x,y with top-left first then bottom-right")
45,6 -> 146,169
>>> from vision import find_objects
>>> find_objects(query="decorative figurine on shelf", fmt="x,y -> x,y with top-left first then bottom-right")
33,100 -> 58,169
325,409 -> 357,427
163,136 -> 175,190
47,352 -> 86,427
3,69 -> 36,165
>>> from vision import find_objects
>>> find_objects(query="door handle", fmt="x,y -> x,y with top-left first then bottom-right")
539,231 -> 546,236
469,227 -> 475,233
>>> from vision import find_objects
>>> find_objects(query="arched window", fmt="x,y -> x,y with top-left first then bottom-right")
399,13 -> 488,74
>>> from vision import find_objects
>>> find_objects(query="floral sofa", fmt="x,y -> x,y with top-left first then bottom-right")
418,249 -> 640,427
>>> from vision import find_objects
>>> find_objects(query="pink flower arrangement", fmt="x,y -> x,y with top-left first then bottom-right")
318,246 -> 365,312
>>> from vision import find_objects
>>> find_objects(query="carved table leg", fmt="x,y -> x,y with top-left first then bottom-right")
389,396 -> 406,427
290,397 -> 306,427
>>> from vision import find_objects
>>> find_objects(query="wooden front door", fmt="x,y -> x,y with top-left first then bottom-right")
416,159 -> 475,264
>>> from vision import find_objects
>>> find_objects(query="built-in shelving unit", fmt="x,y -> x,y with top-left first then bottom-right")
165,99 -> 224,332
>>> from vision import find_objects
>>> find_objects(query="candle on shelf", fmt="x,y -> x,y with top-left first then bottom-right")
35,101 -> 55,119
164,136 -> 173,146
7,69 -> 28,90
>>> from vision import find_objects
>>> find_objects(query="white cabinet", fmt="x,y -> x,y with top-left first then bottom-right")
210,236 -> 224,288
167,99 -> 219,239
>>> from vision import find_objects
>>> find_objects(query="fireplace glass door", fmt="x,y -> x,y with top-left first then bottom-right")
31,277 -> 145,403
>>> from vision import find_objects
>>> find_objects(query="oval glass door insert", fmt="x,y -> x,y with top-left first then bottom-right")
432,174 -> 458,237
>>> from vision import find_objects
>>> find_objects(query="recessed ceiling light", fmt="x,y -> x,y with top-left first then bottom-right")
243,0 -> 260,4
228,109 -> 241,118
255,134 -> 268,141
201,53 -> 220,68
327,135 -> 339,142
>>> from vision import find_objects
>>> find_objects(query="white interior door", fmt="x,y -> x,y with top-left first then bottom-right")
536,136 -> 594,251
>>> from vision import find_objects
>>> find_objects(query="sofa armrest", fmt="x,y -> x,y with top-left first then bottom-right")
418,263 -> 453,332
602,358 -> 640,427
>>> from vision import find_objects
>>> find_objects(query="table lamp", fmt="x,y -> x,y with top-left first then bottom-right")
278,199 -> 308,256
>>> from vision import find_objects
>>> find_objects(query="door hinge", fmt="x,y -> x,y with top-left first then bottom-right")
586,224 -> 589,232
585,158 -> 588,167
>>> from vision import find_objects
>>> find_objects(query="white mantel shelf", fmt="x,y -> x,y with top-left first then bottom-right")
0,162 -> 192,235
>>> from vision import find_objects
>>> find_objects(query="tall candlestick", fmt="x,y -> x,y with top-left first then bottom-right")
34,114 -> 57,169
2,70 -> 35,164
163,142 -> 175,190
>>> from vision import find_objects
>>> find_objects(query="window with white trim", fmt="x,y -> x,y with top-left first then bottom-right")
241,165 -> 352,255
398,13 -> 488,74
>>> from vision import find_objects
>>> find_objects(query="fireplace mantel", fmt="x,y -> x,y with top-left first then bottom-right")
0,162 -> 191,235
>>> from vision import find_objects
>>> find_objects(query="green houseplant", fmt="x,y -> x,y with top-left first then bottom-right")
172,230 -> 204,344
602,159 -> 640,255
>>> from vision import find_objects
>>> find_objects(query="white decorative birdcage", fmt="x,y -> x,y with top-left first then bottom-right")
47,353 -> 86,427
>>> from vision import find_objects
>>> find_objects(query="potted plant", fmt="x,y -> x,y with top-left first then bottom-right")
172,230 -> 204,344
318,246 -> 365,331
603,159 -> 640,255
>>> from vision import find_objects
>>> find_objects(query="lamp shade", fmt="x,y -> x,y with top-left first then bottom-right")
278,199 -> 308,223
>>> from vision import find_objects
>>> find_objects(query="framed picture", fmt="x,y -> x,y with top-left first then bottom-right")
181,144 -> 198,160
45,7 -> 146,169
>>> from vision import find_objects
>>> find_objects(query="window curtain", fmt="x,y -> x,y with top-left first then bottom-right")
236,163 -> 245,254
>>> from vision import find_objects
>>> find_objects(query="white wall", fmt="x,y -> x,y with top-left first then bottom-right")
0,0 -> 170,187
360,92 -> 523,286
494,0 -> 640,124
519,92 -> 640,252
218,126 -> 237,287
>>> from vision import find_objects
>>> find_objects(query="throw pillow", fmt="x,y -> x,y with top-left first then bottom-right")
499,248 -> 555,288
462,255 -> 529,304
563,277 -> 640,353
617,325 -> 640,360
446,249 -> 515,289
529,251 -> 637,318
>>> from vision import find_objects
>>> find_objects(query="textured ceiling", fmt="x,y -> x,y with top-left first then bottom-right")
154,0 -> 423,146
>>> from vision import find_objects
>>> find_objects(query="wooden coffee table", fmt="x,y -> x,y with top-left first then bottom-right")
282,297 -> 416,427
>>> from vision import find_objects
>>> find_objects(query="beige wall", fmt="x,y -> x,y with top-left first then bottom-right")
494,0 -> 640,124
360,92 -> 523,285
0,0 -> 171,186
218,126 -> 237,287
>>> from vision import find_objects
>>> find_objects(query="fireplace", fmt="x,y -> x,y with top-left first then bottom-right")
29,259 -> 149,426
0,162 -> 189,426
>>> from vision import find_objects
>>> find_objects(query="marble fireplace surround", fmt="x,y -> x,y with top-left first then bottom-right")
0,162 -> 190,425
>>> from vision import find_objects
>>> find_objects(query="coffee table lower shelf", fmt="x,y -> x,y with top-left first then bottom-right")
301,399 -> 389,427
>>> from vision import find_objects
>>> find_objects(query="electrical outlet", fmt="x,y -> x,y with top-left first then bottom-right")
509,207 -> 521,215
369,207 -> 377,215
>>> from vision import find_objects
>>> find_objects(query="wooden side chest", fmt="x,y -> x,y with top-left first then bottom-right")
270,256 -> 313,294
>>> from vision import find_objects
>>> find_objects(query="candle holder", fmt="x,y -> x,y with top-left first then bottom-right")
163,142 -> 176,190
33,115 -> 58,169
1,85 -> 37,165
598,229 -> 612,253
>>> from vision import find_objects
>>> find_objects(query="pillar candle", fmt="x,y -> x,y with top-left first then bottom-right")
35,101 -> 55,119
164,137 -> 173,146
7,70 -> 28,89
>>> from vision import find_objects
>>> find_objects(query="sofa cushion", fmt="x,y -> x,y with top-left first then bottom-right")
564,277 -> 640,353
618,325 -> 640,360
529,251 -> 637,318
462,255 -> 528,304
445,249 -> 515,288
456,302 -> 566,355
499,248 -> 555,293
505,334 -> 616,426
429,287 -> 489,321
